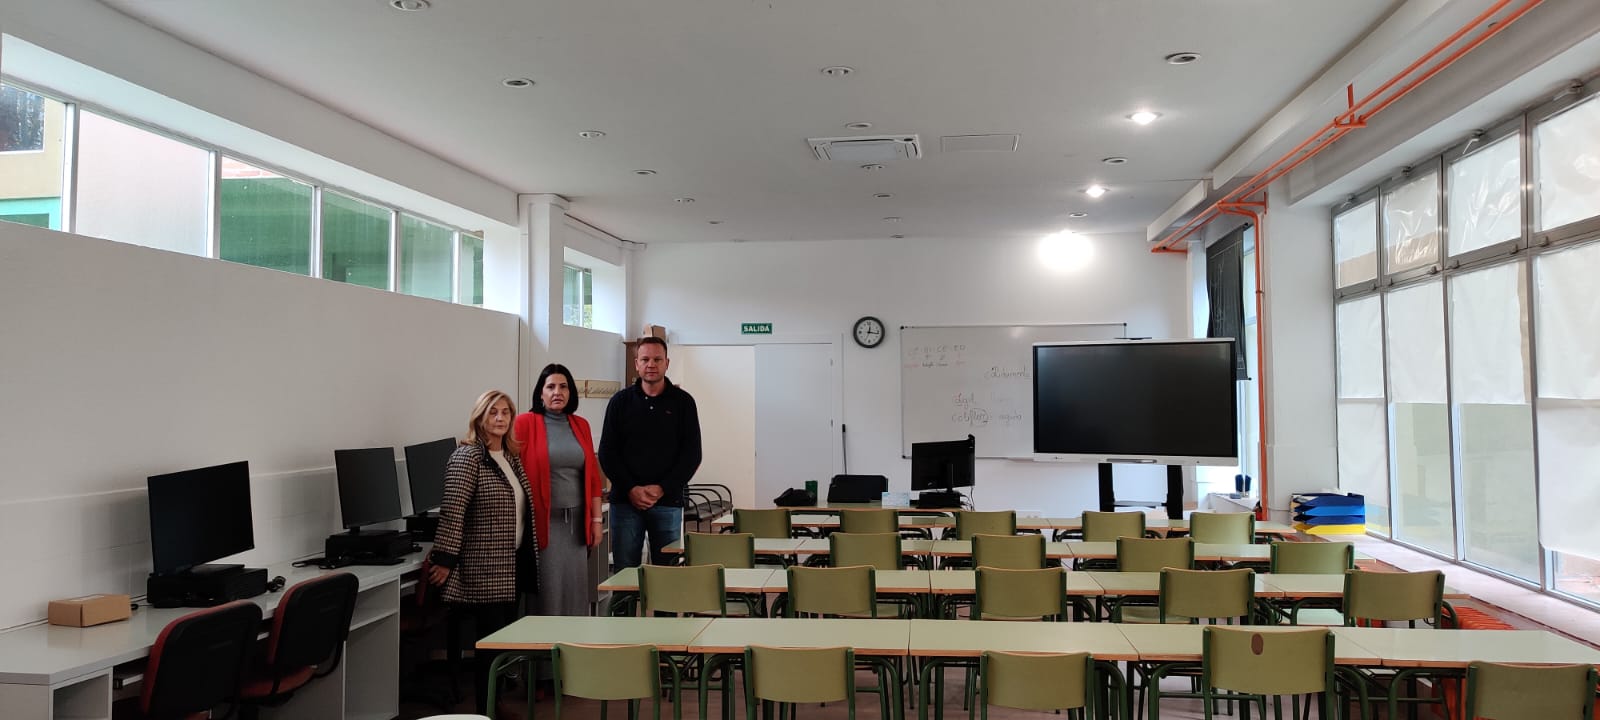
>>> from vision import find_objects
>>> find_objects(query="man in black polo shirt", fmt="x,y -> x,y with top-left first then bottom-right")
599,336 -> 703,569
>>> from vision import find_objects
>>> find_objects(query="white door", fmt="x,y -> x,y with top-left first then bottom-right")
754,343 -> 840,506
670,345 -> 758,508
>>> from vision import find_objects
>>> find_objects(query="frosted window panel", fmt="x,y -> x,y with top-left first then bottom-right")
1449,263 -> 1529,404
1337,400 -> 1390,535
1536,403 -> 1600,558
1450,261 -> 1538,581
458,234 -> 484,306
1384,282 -> 1447,404
1333,200 -> 1378,287
1385,279 -> 1453,555
1383,173 -> 1440,274
218,158 -> 312,275
1535,95 -> 1600,231
1448,134 -> 1522,255
321,192 -> 391,290
1336,296 -> 1384,398
399,214 -> 453,301
74,111 -> 209,256
1534,240 -> 1600,400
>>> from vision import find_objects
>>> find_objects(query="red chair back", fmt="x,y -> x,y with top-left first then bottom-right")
141,601 -> 262,718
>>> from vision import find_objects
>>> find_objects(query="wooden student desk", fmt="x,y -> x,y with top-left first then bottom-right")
599,567 -> 778,616
0,549 -> 429,720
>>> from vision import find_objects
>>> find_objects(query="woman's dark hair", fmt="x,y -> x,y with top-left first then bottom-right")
532,363 -> 579,415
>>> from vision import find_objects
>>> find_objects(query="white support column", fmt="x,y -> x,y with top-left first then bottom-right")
518,193 -> 568,406
1260,179 -> 1338,522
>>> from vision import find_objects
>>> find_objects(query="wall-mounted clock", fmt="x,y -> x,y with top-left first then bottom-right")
853,316 -> 886,348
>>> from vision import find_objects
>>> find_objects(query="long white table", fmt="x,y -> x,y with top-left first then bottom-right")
0,549 -> 428,720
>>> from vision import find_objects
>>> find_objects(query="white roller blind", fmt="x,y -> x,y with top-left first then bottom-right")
1334,200 -> 1378,287
1535,240 -> 1600,557
1385,281 -> 1447,404
1449,262 -> 1529,404
1536,95 -> 1600,231
1336,296 -> 1384,398
1448,134 -> 1522,256
1384,173 -> 1440,274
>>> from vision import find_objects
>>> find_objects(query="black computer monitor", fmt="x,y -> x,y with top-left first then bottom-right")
403,437 -> 455,515
147,461 -> 255,576
910,435 -> 976,491
335,447 -> 404,531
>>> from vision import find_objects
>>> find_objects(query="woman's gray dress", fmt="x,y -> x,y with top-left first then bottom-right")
535,412 -> 592,616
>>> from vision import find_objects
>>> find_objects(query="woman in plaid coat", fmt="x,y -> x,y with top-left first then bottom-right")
427,389 -> 538,718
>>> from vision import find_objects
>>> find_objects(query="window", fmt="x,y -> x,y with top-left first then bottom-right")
321,191 -> 391,290
1383,172 -> 1441,275
399,214 -> 453,301
0,84 -> 46,152
1447,133 -> 1522,256
1535,95 -> 1600,231
563,263 -> 593,328
1333,199 -> 1378,288
1449,261 -> 1538,580
217,157 -> 312,275
458,234 -> 484,306
0,84 -> 67,230
1534,240 -> 1600,605
1384,280 -> 1454,555
75,111 -> 209,256
1335,295 -> 1390,535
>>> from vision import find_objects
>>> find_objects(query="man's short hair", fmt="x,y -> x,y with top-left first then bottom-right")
637,336 -> 668,354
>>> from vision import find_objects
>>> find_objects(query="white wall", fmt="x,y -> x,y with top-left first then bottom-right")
671,346 -> 758,508
632,232 -> 1187,516
0,222 -> 520,628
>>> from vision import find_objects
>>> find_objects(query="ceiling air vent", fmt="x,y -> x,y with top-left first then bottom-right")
808,134 -> 922,163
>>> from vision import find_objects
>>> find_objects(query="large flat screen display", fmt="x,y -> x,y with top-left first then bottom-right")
147,461 -> 255,575
1032,339 -> 1238,465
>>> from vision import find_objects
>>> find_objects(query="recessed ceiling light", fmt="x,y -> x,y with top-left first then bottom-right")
861,163 -> 885,171
845,121 -> 874,130
1102,156 -> 1129,165
1165,52 -> 1201,65
577,130 -> 606,139
389,0 -> 430,10
891,234 -> 906,239
1069,212 -> 1089,218
708,220 -> 724,225
674,197 -> 695,204
502,77 -> 535,89
1084,185 -> 1108,198
1127,110 -> 1161,125
883,217 -> 902,223
821,66 -> 855,77
873,193 -> 893,199
634,169 -> 657,176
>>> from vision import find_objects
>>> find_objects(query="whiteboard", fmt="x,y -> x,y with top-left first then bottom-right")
900,323 -> 1127,458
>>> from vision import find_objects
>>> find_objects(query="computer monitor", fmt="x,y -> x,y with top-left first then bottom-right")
403,437 -> 455,515
147,461 -> 255,576
335,447 -> 404,531
910,435 -> 976,492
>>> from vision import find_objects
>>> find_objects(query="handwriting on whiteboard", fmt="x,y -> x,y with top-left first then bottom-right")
950,392 -> 1025,428
903,344 -> 968,370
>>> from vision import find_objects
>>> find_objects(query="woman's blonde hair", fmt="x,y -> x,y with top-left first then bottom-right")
463,389 -> 520,454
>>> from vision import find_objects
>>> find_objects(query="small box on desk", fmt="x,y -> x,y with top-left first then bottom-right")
48,594 -> 130,627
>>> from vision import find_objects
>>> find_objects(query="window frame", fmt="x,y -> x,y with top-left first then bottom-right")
1378,156 -> 1446,287
1441,115 -> 1528,268
1529,81 -> 1600,248
1332,187 -> 1383,298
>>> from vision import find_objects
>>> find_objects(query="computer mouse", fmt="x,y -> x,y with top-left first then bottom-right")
266,575 -> 287,592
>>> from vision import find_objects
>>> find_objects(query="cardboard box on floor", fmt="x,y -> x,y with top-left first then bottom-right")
48,594 -> 131,627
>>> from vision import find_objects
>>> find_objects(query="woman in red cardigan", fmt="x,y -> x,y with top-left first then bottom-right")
513,363 -> 604,617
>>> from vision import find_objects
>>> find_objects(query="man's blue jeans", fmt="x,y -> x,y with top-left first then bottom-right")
610,502 -> 683,570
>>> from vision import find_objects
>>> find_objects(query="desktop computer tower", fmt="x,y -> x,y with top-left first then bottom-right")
147,567 -> 269,608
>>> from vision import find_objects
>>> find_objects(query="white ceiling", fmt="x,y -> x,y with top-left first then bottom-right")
96,0 -> 1400,244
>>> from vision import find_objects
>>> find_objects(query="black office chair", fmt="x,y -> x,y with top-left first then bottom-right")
114,601 -> 262,720
239,572 -> 358,712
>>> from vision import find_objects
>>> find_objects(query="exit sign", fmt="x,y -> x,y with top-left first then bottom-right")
741,322 -> 773,335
